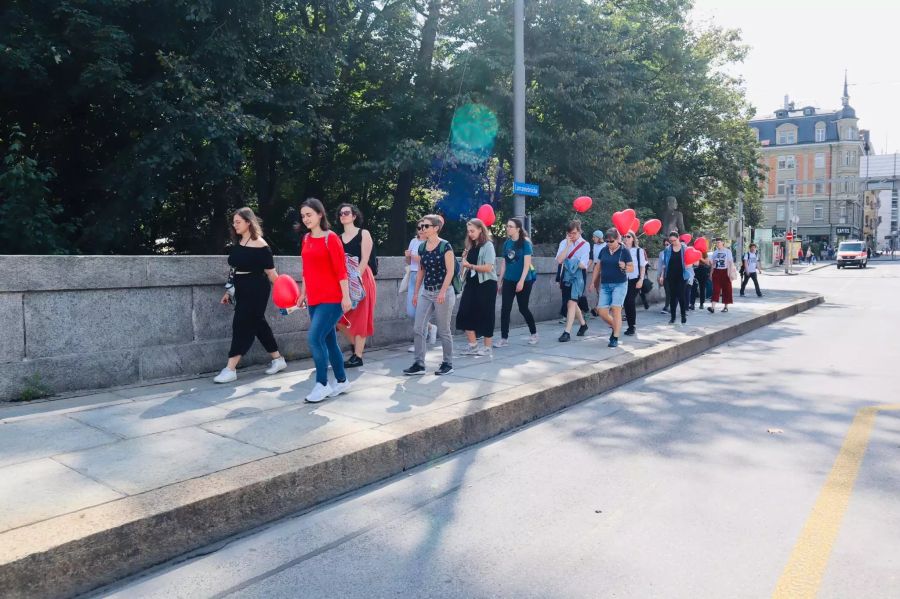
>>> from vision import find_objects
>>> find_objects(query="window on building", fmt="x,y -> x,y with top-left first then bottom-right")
778,130 -> 797,145
815,180 -> 825,194
776,204 -> 786,221
814,204 -> 824,220
843,150 -> 857,167
777,155 -> 795,169
815,123 -> 826,142
777,182 -> 785,196
839,204 -> 848,224
814,152 -> 825,169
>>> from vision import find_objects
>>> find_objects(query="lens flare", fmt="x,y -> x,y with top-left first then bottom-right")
450,103 -> 498,165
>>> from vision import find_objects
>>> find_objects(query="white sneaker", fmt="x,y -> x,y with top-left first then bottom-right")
476,346 -> 493,357
461,343 -> 480,356
428,324 -> 438,344
213,367 -> 237,383
304,382 -> 333,403
265,357 -> 287,375
528,334 -> 539,345
494,338 -> 509,348
407,344 -> 415,352
329,379 -> 352,397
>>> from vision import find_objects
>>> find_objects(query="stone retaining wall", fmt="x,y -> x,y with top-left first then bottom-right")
1,256 -> 661,401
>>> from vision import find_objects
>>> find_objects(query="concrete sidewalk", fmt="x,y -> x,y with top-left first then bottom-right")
0,290 -> 823,599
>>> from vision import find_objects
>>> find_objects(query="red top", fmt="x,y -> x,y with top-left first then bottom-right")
302,232 -> 348,306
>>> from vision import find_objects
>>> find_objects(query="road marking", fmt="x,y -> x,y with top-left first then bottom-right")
773,404 -> 900,599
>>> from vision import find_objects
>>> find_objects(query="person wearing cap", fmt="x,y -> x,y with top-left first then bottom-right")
587,229 -> 606,316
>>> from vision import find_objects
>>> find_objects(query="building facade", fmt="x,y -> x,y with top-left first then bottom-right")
749,76 -> 872,247
860,154 -> 900,251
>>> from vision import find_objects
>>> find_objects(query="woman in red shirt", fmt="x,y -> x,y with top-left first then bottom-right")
297,198 -> 353,403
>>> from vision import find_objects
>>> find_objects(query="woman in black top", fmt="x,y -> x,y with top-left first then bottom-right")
214,208 -> 286,383
336,203 -> 377,368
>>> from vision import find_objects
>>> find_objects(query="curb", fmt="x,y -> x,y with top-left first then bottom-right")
0,295 -> 824,599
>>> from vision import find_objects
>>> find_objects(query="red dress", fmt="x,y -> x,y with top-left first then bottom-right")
342,230 -> 377,337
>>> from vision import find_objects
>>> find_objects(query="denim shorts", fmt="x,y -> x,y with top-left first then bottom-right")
599,282 -> 627,308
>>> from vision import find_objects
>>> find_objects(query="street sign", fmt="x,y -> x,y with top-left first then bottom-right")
513,181 -> 540,197
786,232 -> 794,241
836,226 -> 851,235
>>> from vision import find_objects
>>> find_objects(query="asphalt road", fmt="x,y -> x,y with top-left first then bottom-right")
98,260 -> 900,599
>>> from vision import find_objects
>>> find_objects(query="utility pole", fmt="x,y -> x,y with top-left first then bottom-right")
784,182 -> 793,274
513,0 -> 526,224
737,191 -> 745,265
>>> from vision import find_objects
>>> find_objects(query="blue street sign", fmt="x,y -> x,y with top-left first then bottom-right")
513,181 -> 540,197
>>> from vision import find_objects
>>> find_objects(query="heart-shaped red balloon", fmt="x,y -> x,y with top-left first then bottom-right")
623,208 -> 636,221
629,218 -> 640,234
573,196 -> 592,213
693,237 -> 709,253
680,233 -> 692,244
612,211 -> 632,236
272,274 -> 300,309
685,247 -> 702,265
643,219 -> 662,236
476,204 -> 496,227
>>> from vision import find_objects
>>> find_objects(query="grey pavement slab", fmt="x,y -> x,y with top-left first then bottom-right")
0,393 -> 131,423
67,395 -> 231,438
0,459 -> 122,532
53,427 -> 274,495
200,405 -> 378,454
0,415 -> 118,468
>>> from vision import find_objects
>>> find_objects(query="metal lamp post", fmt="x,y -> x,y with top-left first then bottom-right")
513,0 -> 526,224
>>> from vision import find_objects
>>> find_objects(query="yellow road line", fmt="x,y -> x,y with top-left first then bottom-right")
773,404 -> 900,599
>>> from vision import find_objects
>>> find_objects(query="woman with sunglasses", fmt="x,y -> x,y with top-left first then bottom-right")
622,232 -> 646,336
336,203 -> 377,368
591,228 -> 633,347
296,198 -> 352,403
496,218 -> 538,346
403,215 -> 457,376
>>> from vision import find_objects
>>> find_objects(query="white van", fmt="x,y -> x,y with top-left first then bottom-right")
836,240 -> 867,269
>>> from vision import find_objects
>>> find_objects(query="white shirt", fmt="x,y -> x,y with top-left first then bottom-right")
710,248 -> 733,270
744,251 -> 759,274
408,237 -> 423,272
557,237 -> 590,268
627,247 -> 647,280
592,242 -> 607,262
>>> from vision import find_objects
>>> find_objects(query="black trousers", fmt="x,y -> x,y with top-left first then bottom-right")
624,278 -> 639,328
694,268 -> 710,306
229,272 -> 279,358
668,277 -> 687,320
741,272 -> 761,296
559,270 -> 589,316
501,279 -> 537,338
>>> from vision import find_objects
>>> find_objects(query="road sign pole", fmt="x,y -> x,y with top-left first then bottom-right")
785,184 -> 792,274
513,0 -> 526,224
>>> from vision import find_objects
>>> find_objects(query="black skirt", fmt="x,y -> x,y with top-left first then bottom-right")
456,276 -> 498,337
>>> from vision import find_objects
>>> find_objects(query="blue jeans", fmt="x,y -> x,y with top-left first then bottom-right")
598,282 -> 627,308
406,274 -> 417,319
308,303 -> 346,386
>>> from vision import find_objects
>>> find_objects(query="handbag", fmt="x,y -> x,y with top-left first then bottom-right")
346,256 -> 366,308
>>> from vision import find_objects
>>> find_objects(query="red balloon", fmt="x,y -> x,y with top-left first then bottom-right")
573,196 -> 593,213
476,204 -> 496,227
623,208 -> 636,221
629,218 -> 640,233
272,274 -> 300,309
693,237 -> 709,253
643,219 -> 662,236
679,233 -> 692,244
612,211 -> 632,236
685,247 -> 702,265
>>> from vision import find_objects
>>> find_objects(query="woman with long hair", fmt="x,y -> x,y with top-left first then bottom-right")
403,215 -> 457,376
496,218 -> 538,346
214,208 -> 286,383
296,198 -> 353,403
457,218 -> 498,356
622,231 -> 646,336
335,203 -> 377,368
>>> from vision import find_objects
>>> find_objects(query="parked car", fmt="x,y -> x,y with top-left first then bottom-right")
836,240 -> 868,269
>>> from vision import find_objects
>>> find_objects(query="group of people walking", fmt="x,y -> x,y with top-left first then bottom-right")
215,204 -> 764,402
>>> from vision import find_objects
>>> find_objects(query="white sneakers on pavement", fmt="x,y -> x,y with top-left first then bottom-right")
329,379 -> 352,397
494,338 -> 509,348
213,367 -> 237,384
528,333 -> 539,345
265,357 -> 287,375
305,383 -> 333,403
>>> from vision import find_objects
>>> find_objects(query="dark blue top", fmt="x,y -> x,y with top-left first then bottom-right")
502,239 -> 533,282
598,245 -> 631,285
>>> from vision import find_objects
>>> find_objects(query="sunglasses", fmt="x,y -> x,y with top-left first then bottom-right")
605,237 -> 616,242
339,210 -> 353,216
417,223 -> 433,230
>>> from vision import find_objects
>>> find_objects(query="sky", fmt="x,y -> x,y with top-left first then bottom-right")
690,0 -> 900,155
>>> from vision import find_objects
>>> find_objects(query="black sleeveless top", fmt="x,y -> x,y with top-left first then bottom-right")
342,230 -> 364,260
228,244 -> 275,272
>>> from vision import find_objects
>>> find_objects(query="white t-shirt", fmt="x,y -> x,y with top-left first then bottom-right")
557,237 -> 590,268
627,247 -> 647,280
408,237 -> 423,272
710,248 -> 733,270
592,242 -> 607,262
744,251 -> 759,274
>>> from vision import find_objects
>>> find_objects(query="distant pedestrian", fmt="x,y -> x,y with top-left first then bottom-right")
693,250 -> 711,310
497,218 -> 538,346
592,228 -> 633,346
588,229 -> 606,317
806,246 -> 813,264
621,231 -> 645,336
658,231 -> 690,324
336,204 -> 377,368
709,237 -> 735,313
296,198 -> 352,403
404,227 -> 439,352
557,220 -> 590,342
215,207 -> 286,384
657,240 -> 672,314
404,215 -> 457,376
457,218 -> 498,357
740,243 -> 763,297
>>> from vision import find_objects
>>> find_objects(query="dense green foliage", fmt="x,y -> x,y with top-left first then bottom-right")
1,0 -> 762,255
